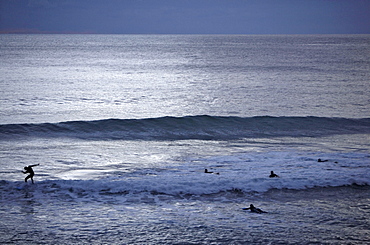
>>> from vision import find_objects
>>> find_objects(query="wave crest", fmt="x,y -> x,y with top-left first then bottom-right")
1,115 -> 369,140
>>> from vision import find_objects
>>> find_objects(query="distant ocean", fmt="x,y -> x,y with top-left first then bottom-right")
1,34 -> 369,244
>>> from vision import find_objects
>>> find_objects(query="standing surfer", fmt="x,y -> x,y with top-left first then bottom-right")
22,164 -> 40,184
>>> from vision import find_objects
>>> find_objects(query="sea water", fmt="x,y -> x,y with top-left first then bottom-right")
0,35 -> 369,244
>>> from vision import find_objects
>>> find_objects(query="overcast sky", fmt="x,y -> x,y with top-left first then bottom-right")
1,0 -> 369,34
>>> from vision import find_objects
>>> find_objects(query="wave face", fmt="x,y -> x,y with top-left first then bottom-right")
1,116 -> 369,140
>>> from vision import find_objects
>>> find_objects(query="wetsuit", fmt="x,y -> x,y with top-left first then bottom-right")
23,164 -> 39,184
243,204 -> 267,213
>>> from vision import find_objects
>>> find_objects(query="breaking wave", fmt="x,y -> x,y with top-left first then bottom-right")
1,115 -> 369,140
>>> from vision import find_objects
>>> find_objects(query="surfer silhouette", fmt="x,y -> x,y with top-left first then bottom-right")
243,204 -> 267,213
204,169 -> 220,175
22,164 -> 40,184
317,158 -> 329,162
269,171 -> 279,178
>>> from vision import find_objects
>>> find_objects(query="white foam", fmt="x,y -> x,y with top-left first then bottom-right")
3,150 -> 368,205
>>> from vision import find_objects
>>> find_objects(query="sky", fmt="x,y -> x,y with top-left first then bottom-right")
0,0 -> 370,34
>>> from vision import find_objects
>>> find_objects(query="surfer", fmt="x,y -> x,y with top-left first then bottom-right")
204,169 -> 219,175
269,171 -> 279,178
22,164 -> 40,184
318,159 -> 328,162
243,204 -> 267,213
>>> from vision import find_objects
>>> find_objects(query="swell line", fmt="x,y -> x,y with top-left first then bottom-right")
1,115 -> 369,140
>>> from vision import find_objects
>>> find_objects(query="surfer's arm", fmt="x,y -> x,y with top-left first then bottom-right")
29,164 -> 40,167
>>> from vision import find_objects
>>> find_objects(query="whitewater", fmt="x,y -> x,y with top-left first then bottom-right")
1,34 -> 369,244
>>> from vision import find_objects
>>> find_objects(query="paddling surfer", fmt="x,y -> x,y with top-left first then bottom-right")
22,164 -> 40,184
318,159 -> 328,162
204,169 -> 220,175
243,204 -> 267,213
269,171 -> 279,178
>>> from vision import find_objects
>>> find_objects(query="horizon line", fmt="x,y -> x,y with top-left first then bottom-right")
1,29 -> 369,35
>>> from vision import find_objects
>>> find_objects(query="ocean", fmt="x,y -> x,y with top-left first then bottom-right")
0,34 -> 369,244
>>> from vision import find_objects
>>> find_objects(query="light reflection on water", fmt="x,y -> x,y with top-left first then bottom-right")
1,34 -> 369,244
